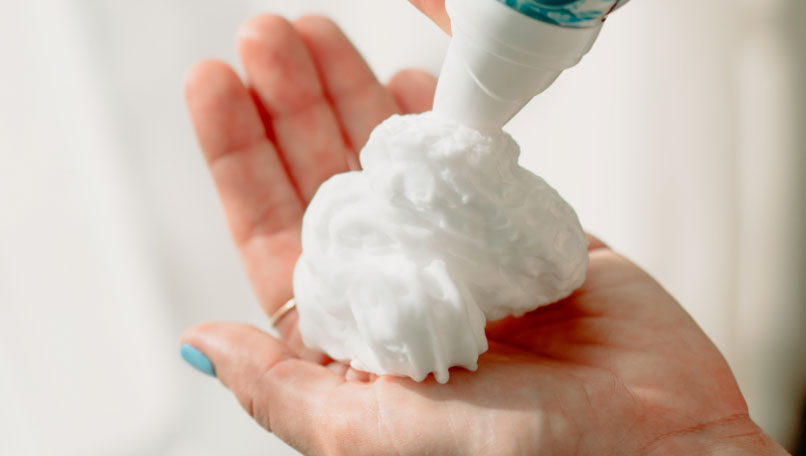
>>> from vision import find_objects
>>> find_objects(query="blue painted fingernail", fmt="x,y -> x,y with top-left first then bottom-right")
180,343 -> 216,377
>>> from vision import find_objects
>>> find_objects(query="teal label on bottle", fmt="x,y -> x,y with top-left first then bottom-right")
496,0 -> 628,27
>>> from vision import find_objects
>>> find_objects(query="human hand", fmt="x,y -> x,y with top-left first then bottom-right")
409,0 -> 451,33
181,15 -> 787,456
183,14 -> 436,364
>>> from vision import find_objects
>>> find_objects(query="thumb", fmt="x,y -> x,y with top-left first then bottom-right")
409,0 -> 451,34
180,322 -> 346,454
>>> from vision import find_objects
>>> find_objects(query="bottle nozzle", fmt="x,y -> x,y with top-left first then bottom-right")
433,0 -> 603,132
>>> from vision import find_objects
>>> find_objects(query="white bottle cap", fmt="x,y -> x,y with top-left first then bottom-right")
433,0 -> 603,132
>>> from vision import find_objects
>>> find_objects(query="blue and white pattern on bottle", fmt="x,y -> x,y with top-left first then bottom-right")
496,0 -> 629,27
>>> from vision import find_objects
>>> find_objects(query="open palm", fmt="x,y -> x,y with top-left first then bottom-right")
182,15 -> 780,456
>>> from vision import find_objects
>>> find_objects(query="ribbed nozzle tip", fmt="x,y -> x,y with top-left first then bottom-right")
433,0 -> 603,132
433,38 -> 561,132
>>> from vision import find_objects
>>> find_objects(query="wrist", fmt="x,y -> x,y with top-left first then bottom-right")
643,414 -> 790,456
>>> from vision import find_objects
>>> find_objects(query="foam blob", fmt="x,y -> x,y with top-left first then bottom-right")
293,113 -> 588,383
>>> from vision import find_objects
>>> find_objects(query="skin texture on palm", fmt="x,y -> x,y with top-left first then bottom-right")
182,14 -> 787,456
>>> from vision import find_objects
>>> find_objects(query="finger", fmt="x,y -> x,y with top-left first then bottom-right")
295,15 -> 400,153
387,69 -> 438,114
271,307 -> 331,364
185,60 -> 303,246
181,322 -> 353,455
238,15 -> 351,203
409,0 -> 451,34
585,232 -> 609,251
185,60 -> 307,356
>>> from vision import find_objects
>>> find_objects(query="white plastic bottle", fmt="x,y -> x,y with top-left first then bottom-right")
433,0 -> 629,132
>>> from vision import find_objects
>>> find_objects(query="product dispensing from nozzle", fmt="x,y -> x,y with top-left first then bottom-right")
292,0 -> 629,383
433,0 -> 629,132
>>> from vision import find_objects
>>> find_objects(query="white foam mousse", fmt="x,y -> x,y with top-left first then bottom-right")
293,113 -> 588,383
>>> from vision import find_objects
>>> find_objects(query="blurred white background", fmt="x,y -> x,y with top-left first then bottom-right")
1,0 -> 803,454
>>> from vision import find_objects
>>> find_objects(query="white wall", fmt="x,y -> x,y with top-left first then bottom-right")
0,0 -> 803,454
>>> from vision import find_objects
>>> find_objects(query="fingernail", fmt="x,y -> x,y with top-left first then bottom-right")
180,343 -> 216,377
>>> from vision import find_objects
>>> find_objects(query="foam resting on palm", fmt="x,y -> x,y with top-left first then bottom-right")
293,113 -> 588,383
